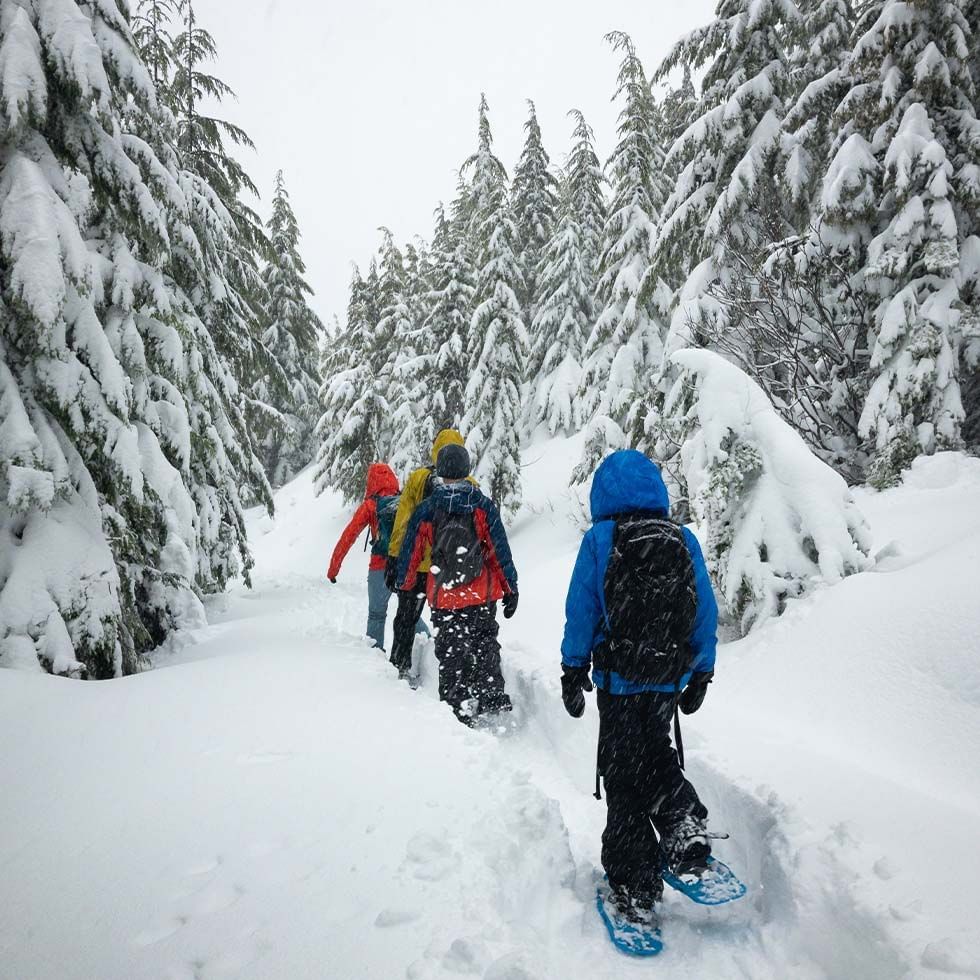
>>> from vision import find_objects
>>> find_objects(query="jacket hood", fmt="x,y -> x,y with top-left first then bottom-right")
431,428 -> 465,464
430,480 -> 480,514
366,462 -> 399,498
590,450 -> 670,522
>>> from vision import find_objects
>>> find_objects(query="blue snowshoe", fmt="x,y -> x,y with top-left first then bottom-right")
595,880 -> 663,957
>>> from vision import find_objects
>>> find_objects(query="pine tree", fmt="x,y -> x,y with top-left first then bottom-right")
462,96 -> 526,513
0,0 -> 263,677
816,0 -> 980,485
576,33 -> 667,479
650,0 -> 800,290
314,264 -> 387,501
375,229 -> 423,475
660,63 -> 697,147
512,100 -> 559,329
967,0 -> 980,108
414,203 -> 476,448
171,0 -> 263,253
250,171 -> 324,486
527,111 -> 605,435
132,0 -> 180,95
781,0 -> 855,226
134,0 -> 280,508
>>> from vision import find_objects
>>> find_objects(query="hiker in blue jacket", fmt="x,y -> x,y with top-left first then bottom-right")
560,449 -> 718,925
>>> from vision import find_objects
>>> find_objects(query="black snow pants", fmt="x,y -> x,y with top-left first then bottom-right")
431,603 -> 511,722
389,572 -> 429,673
597,688 -> 708,892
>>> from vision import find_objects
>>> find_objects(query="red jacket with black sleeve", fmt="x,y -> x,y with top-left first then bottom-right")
395,480 -> 518,610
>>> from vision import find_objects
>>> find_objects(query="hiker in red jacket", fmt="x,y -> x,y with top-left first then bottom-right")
328,463 -> 429,651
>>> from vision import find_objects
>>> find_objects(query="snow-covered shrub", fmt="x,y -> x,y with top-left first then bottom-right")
666,349 -> 873,633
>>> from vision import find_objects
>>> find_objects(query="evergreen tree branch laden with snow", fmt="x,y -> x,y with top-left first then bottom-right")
665,349 -> 873,634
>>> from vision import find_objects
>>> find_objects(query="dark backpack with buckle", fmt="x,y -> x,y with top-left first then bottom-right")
430,508 -> 484,591
370,493 -> 401,558
594,513 -> 698,686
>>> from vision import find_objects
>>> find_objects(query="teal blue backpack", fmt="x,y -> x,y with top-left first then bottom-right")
371,494 -> 401,558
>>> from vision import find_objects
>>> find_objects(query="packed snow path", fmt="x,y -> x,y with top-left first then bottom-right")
2,442 -> 979,979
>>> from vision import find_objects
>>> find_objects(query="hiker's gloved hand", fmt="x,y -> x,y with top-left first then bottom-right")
384,557 -> 399,592
679,670 -> 713,715
561,665 -> 593,718
502,591 -> 519,619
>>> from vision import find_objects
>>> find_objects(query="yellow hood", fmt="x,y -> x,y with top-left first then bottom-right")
430,428 -> 465,465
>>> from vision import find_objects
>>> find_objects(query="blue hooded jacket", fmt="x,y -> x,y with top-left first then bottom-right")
560,450 -> 718,695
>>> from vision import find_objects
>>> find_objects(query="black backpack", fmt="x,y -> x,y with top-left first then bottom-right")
430,508 -> 484,591
594,514 -> 698,686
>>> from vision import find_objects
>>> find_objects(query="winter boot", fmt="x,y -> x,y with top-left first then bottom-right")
609,877 -> 664,925
660,814 -> 711,875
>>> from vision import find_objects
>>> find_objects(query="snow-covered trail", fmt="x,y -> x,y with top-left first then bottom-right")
2,442 -> 979,979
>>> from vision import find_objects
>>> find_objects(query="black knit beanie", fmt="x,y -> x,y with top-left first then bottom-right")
436,443 -> 471,480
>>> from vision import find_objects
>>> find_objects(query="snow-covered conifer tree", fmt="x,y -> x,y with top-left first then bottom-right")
781,0 -> 855,226
0,0 -> 264,677
314,263 -> 388,500
527,111 -> 605,435
660,63 -> 697,148
412,204 -> 475,448
249,171 -> 324,486
815,0 -> 980,485
512,100 -> 559,330
132,0 -> 180,95
650,0 -> 800,290
665,350 -> 872,633
575,33 -> 667,479
375,229 -> 425,474
461,96 -> 526,513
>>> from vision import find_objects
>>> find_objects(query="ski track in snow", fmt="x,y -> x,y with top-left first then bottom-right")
2,442 -> 979,979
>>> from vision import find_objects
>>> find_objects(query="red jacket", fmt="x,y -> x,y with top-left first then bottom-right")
328,463 -> 399,579
398,482 -> 518,611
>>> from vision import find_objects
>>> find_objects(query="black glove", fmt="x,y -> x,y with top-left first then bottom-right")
502,591 -> 519,619
328,576 -> 337,584
384,557 -> 399,592
679,670 -> 713,715
561,665 -> 593,718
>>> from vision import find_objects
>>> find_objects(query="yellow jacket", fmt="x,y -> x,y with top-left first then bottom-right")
388,429 -> 472,571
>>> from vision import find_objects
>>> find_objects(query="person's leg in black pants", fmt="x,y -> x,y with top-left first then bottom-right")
431,607 -> 474,721
598,689 -> 708,900
389,572 -> 429,674
469,604 -> 511,715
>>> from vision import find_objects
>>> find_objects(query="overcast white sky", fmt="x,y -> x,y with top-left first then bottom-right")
192,0 -> 717,325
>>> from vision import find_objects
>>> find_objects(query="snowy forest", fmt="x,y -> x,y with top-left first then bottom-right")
4,2 -> 980,976
2,0 -> 979,677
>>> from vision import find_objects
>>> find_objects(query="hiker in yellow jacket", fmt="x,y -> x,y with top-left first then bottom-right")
385,429 -> 472,676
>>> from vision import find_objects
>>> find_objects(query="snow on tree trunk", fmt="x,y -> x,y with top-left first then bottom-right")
666,349 -> 873,634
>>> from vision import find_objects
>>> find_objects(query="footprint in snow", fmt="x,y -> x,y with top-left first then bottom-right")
374,906 -> 421,927
404,831 -> 459,882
